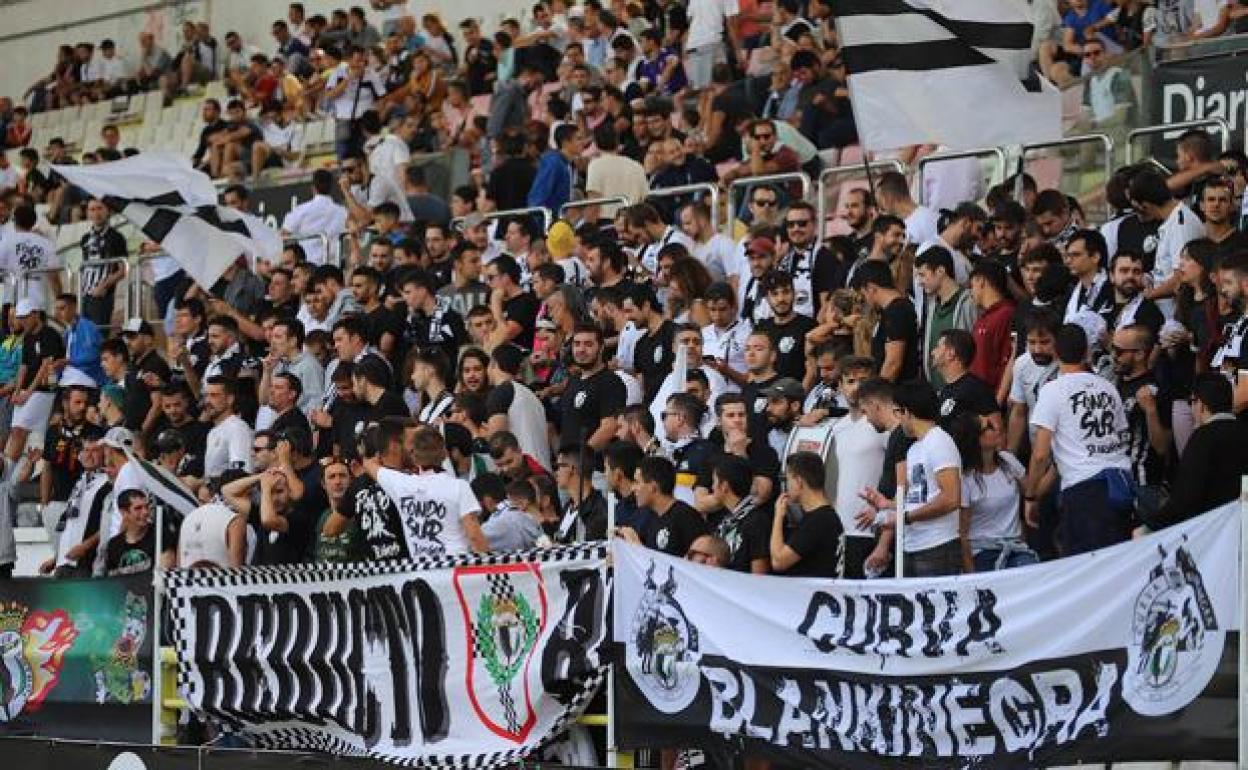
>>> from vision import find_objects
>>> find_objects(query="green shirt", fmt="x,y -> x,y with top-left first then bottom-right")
315,508 -> 363,563
924,288 -> 969,391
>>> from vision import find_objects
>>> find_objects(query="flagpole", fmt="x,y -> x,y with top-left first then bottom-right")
151,500 -> 165,746
1238,475 -> 1247,770
862,154 -> 877,203
894,485 -> 905,578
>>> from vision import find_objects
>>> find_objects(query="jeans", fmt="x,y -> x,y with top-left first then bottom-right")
972,539 -> 1040,572
904,539 -> 963,577
153,270 -> 185,322
1059,475 -> 1132,556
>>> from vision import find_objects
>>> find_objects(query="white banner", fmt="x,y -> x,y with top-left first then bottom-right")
167,546 -> 609,767
614,504 -> 1241,766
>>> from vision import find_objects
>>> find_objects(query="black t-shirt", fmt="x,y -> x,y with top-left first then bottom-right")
710,502 -> 771,574
646,499 -> 709,557
401,304 -> 467,370
1107,297 -> 1165,338
741,374 -> 780,437
374,390 -> 412,420
1114,214 -> 1160,272
756,314 -> 818,383
135,349 -> 173,389
250,484 -> 317,566
872,297 -> 920,383
560,368 -> 627,448
117,371 -> 152,432
365,304 -> 404,352
21,325 -> 65,391
937,372 -> 998,418
43,422 -> 103,502
782,504 -> 843,578
878,426 -> 913,499
341,474 -> 409,561
147,417 -> 210,475
485,380 -> 517,417
503,291 -> 541,349
105,527 -> 155,576
633,321 -> 675,404
554,491 -> 608,544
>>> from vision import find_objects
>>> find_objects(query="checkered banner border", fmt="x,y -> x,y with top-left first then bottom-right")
164,542 -> 607,589
164,544 -> 609,770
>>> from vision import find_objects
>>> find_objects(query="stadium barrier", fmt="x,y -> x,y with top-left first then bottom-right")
1126,117 -> 1232,165
282,232 -> 334,267
644,183 -> 721,232
450,206 -> 554,236
727,172 -> 812,236
559,196 -> 633,223
916,146 -> 1009,208
814,158 -> 908,249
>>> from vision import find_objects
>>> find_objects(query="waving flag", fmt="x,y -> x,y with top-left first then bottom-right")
835,0 -> 1061,151
52,153 -> 281,289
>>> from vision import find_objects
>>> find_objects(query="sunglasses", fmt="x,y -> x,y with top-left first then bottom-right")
752,199 -> 778,207
785,219 -> 811,228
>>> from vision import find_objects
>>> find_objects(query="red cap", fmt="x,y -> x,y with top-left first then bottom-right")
746,237 -> 776,256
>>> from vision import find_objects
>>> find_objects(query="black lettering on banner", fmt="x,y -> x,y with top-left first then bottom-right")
308,592 -> 342,723
235,594 -> 272,719
191,595 -> 242,728
875,594 -> 914,657
957,590 -> 1003,657
266,594 -> 297,721
368,584 -> 415,746
276,592 -> 322,723
542,568 -> 603,704
400,578 -> 449,744
797,592 -> 840,653
347,588 -> 381,744
325,591 -> 356,729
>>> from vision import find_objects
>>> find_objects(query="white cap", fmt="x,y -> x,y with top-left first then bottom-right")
15,296 -> 44,317
58,366 -> 99,389
102,426 -> 135,451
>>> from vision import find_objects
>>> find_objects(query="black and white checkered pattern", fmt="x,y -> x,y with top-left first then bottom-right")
165,543 -> 608,770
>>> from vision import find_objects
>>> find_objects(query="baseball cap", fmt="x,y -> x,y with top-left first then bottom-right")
102,426 -> 135,451
15,297 -> 43,317
122,318 -> 154,336
764,378 -> 805,402
546,220 -> 575,260
746,237 -> 776,257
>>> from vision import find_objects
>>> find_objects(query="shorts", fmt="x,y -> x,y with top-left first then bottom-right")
903,538 -> 963,578
684,43 -> 722,91
12,391 -> 55,435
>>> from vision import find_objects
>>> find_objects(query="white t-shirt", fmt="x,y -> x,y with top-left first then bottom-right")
962,452 -> 1025,542
702,319 -> 751,391
901,426 -> 962,551
904,206 -> 941,246
1153,201 -> 1205,316
1030,371 -> 1131,489
351,173 -> 415,222
832,413 -> 889,537
376,467 -> 481,558
0,230 -> 60,306
282,194 -> 349,264
204,415 -> 254,479
326,65 -> 386,120
1008,352 -> 1059,441
686,0 -> 740,49
691,233 -> 736,282
367,133 -> 412,191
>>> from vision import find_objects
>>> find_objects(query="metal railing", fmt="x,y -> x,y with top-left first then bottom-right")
129,252 -> 176,325
645,183 -> 720,231
727,172 -> 812,237
77,257 -> 131,332
916,147 -> 1008,207
283,231 -> 333,266
815,159 -> 908,249
1126,117 -> 1232,165
1022,133 -> 1116,187
559,196 -> 632,222
450,206 -> 553,235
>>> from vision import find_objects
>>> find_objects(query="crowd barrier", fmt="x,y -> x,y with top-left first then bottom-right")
1126,117 -> 1232,165
560,196 -> 633,222
451,206 -> 554,236
916,146 -> 1009,208
727,171 -> 812,236
644,183 -> 720,232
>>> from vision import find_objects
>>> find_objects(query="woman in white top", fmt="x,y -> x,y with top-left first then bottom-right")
947,411 -> 1039,572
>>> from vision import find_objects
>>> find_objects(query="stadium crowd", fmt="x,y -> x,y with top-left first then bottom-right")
0,0 -> 1245,583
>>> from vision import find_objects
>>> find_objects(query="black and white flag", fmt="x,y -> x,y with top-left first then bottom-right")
52,153 -> 281,289
125,450 -> 200,522
835,0 -> 1061,151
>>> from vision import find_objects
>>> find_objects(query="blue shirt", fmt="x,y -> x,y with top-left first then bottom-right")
1063,0 -> 1113,43
527,149 -> 574,213
65,318 -> 105,385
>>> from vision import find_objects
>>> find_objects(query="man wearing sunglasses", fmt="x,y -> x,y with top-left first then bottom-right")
778,200 -> 841,318
721,118 -> 800,186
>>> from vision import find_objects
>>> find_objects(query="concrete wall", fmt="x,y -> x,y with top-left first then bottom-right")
0,0 -> 531,107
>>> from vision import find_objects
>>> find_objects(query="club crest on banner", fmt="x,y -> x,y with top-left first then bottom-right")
628,561 -> 700,714
454,564 -> 547,743
1123,538 -> 1222,717
0,603 -> 78,722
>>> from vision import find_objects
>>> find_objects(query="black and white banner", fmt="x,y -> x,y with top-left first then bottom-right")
614,504 -> 1241,767
836,0 -> 1061,150
166,546 -> 609,768
52,153 -> 281,289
